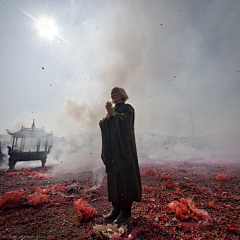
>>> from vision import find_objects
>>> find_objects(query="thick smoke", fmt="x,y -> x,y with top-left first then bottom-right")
1,0 -> 240,171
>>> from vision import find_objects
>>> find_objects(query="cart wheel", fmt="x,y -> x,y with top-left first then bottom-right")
41,158 -> 46,167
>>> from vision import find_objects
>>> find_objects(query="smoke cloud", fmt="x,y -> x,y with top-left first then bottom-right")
1,0 -> 240,171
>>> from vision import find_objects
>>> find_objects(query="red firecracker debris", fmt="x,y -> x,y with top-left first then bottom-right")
179,222 -> 196,231
215,173 -> 232,180
27,187 -> 49,206
5,172 -> 18,177
208,201 -> 218,209
229,224 -> 240,233
32,174 -> 50,180
19,168 -> 31,173
167,198 -> 212,225
74,198 -> 97,221
0,161 -> 239,239
158,174 -> 170,179
141,169 -> 158,176
186,198 -> 212,226
0,189 -> 25,209
167,199 -> 190,220
51,184 -> 66,192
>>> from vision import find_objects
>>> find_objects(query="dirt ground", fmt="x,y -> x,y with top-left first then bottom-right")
0,159 -> 240,239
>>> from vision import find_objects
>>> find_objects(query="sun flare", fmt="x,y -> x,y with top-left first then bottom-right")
37,18 -> 57,39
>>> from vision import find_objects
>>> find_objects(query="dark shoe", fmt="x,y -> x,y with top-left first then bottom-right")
113,210 -> 132,225
103,206 -> 120,222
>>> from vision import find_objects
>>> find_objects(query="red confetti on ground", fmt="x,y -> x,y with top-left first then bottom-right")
0,160 -> 239,239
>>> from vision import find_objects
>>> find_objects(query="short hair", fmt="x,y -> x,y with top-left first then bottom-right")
111,87 -> 129,102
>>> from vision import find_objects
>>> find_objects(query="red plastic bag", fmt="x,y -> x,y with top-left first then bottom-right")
74,198 -> 97,221
168,198 -> 212,225
175,203 -> 189,217
27,188 -> 49,206
186,198 -> 212,226
0,189 -> 25,209
167,200 -> 190,220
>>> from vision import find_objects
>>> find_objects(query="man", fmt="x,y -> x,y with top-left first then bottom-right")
99,87 -> 142,225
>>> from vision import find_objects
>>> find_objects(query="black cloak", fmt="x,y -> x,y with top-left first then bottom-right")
99,102 -> 142,205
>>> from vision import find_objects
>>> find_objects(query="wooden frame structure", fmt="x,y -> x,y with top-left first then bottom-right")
6,120 -> 52,170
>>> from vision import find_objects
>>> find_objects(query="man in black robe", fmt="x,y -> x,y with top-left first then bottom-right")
99,87 -> 142,225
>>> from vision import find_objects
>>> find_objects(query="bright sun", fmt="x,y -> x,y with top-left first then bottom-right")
37,18 -> 57,39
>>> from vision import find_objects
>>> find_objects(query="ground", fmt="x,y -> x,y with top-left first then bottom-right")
0,159 -> 240,239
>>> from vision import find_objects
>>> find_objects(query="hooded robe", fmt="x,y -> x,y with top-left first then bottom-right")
99,102 -> 142,205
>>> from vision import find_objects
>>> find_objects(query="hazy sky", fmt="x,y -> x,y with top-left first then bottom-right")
1,0 -> 240,139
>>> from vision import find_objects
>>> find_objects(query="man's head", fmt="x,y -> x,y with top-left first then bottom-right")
111,87 -> 129,103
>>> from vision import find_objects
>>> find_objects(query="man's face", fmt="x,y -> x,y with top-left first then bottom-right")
111,88 -> 123,103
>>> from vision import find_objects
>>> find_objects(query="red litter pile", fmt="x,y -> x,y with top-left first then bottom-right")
141,169 -> 158,176
215,173 -> 232,181
167,198 -> 212,226
27,187 -> 49,206
0,189 -> 25,209
74,198 -> 97,221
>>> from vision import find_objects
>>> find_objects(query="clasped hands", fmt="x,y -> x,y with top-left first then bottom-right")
99,102 -> 116,123
106,101 -> 116,119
